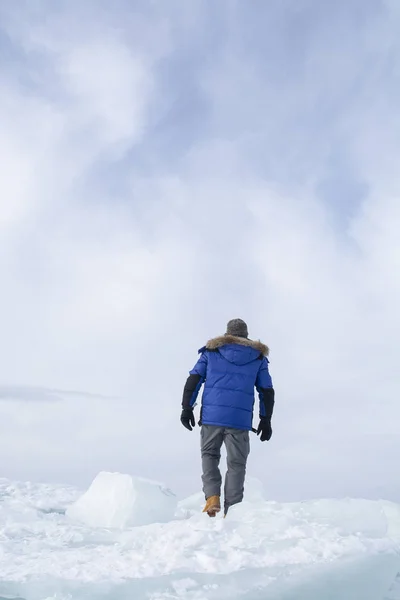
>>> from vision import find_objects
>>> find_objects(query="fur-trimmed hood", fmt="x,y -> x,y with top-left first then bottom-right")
205,335 -> 269,357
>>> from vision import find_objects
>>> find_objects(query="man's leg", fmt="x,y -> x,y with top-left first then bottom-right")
223,428 -> 250,515
201,425 -> 224,515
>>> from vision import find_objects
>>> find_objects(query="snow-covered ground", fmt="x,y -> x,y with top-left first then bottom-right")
0,473 -> 400,600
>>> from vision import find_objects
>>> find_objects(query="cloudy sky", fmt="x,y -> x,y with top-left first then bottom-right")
0,0 -> 399,502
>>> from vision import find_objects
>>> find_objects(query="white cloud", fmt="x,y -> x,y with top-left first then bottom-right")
60,40 -> 152,147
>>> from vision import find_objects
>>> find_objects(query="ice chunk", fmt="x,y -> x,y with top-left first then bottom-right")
175,491 -> 204,519
66,471 -> 177,528
243,476 -> 266,503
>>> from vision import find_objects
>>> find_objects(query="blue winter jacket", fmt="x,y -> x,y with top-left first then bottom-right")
187,335 -> 273,431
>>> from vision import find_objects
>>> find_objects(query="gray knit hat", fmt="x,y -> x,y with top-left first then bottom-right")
226,318 -> 249,339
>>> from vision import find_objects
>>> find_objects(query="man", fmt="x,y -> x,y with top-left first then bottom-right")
180,318 -> 275,517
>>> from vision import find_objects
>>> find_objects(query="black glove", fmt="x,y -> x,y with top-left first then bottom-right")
180,408 -> 195,431
257,417 -> 272,441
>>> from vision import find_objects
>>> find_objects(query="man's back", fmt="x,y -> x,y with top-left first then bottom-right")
192,335 -> 272,430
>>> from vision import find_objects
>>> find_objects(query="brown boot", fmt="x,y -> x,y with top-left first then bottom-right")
202,495 -> 221,517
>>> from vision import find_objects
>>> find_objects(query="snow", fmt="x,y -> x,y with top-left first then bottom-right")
0,474 -> 400,600
66,471 -> 177,528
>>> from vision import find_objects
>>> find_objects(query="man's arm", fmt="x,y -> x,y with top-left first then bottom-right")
182,351 -> 208,409
182,374 -> 204,409
255,358 -> 275,441
258,387 -> 275,420
181,351 -> 208,430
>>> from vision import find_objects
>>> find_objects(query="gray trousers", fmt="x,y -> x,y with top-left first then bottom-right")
200,424 -> 250,510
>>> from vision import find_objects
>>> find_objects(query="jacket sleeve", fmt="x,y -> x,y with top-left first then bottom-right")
255,358 -> 275,420
182,351 -> 208,409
